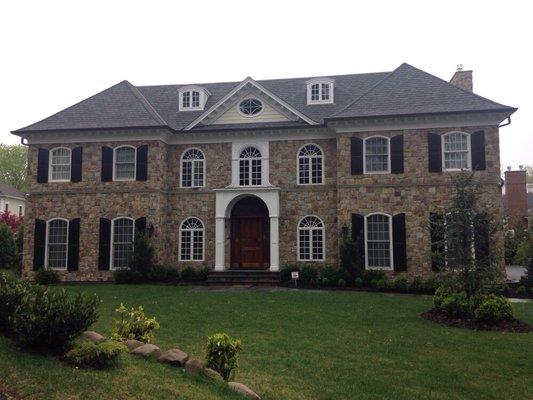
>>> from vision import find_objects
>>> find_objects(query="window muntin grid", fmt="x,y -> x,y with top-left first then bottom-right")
180,217 -> 204,261
238,98 -> 263,116
181,90 -> 201,109
321,83 -> 330,101
239,147 -> 262,186
298,144 -> 323,185
181,149 -> 205,187
366,214 -> 392,269
309,82 -> 331,103
365,137 -> 389,173
298,216 -> 325,261
112,218 -> 134,269
46,219 -> 68,269
114,147 -> 136,180
443,132 -> 469,170
50,148 -> 71,181
182,91 -> 190,108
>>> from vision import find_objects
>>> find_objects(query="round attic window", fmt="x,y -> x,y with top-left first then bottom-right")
238,98 -> 263,116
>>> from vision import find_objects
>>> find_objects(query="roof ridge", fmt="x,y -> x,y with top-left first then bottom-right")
126,82 -> 167,126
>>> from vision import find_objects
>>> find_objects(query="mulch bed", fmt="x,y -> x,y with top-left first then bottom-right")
421,309 -> 532,333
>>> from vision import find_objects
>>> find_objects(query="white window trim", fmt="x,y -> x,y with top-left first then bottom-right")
363,136 -> 391,174
4,202 -> 8,213
18,205 -> 23,217
237,98 -> 265,118
180,148 -> 206,188
297,215 -> 326,262
306,78 -> 335,105
178,86 -> 209,111
178,217 -> 205,262
238,146 -> 263,187
113,145 -> 137,182
296,143 -> 325,186
442,131 -> 471,172
110,217 -> 135,270
48,147 -> 72,182
44,218 -> 69,270
364,212 -> 394,271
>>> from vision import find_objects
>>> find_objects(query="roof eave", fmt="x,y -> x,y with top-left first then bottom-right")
11,124 -> 172,136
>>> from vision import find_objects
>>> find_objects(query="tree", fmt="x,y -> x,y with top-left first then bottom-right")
0,144 -> 27,191
128,233 -> 154,274
0,222 -> 17,269
0,211 -> 23,233
339,226 -> 362,279
524,165 -> 533,184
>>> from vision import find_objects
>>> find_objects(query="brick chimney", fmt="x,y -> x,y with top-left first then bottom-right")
450,65 -> 473,92
505,167 -> 528,223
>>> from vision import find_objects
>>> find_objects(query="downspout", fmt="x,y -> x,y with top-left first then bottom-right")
499,116 -> 512,128
20,137 -> 28,146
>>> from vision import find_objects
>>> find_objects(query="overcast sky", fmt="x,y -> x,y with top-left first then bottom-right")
2,0 -> 531,170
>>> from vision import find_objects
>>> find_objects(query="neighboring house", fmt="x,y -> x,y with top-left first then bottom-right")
503,168 -> 529,226
12,63 -> 516,282
0,182 -> 25,217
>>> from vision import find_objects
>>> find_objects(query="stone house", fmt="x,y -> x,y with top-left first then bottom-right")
12,63 -> 516,282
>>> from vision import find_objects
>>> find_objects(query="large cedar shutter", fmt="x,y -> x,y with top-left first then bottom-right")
37,148 -> 49,183
390,134 -> 404,174
473,212 -> 490,261
471,131 -> 486,171
33,219 -> 46,270
98,218 -> 111,270
392,213 -> 407,271
101,146 -> 113,182
427,133 -> 442,173
136,145 -> 148,181
351,214 -> 365,269
71,147 -> 83,182
135,217 -> 147,236
429,212 -> 445,271
67,218 -> 80,271
350,137 -> 364,175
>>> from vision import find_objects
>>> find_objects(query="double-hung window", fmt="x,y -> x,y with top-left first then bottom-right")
181,149 -> 205,188
114,146 -> 136,181
298,216 -> 325,261
364,137 -> 390,173
50,147 -> 71,181
298,144 -> 324,185
443,132 -> 470,171
179,217 -> 204,261
365,213 -> 393,269
111,217 -> 134,269
46,218 -> 69,269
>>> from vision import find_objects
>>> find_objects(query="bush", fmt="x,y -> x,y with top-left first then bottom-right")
64,340 -> 124,369
0,223 -> 17,269
111,303 -> 159,343
35,269 -> 60,285
362,270 -> 386,287
474,294 -> 513,322
113,268 -> 143,284
181,266 -> 210,282
392,277 -> 408,292
354,277 -> 363,288
145,265 -> 180,283
516,285 -> 527,296
376,279 -> 388,291
12,286 -> 99,352
128,233 -> 155,275
205,333 -> 241,381
0,272 -> 30,331
434,289 -> 470,317
300,266 -> 319,286
337,278 -> 346,287
280,265 -> 299,282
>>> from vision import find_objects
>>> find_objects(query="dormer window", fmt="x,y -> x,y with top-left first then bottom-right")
306,78 -> 334,105
178,86 -> 210,111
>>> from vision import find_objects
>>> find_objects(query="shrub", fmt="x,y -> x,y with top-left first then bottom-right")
337,278 -> 346,287
319,266 -> 339,286
339,227 -> 363,279
35,269 -> 60,285
354,277 -> 363,288
113,268 -> 143,284
0,223 -> 17,269
437,291 -> 471,317
111,303 -> 159,343
300,266 -> 319,286
128,233 -> 154,275
181,266 -> 211,282
516,285 -> 527,296
65,340 -> 124,369
12,286 -> 99,352
145,265 -> 180,283
205,333 -> 242,381
280,265 -> 299,282
392,277 -> 408,292
362,270 -> 386,287
474,294 -> 513,322
376,279 -> 388,291
0,272 -> 30,331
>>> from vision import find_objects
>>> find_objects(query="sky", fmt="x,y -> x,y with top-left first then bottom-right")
1,0 -> 531,170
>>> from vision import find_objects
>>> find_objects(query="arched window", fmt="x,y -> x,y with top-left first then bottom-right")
114,146 -> 136,181
442,132 -> 470,171
49,147 -> 71,181
364,136 -> 390,173
365,213 -> 393,269
298,144 -> 324,185
111,217 -> 135,269
181,148 -> 205,188
180,217 -> 204,261
46,218 -> 69,269
239,146 -> 262,186
298,216 -> 325,261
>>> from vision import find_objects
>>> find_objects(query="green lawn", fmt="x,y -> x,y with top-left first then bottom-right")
1,285 -> 532,400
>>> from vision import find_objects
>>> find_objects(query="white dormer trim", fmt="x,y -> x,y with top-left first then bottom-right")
178,85 -> 210,111
185,77 -> 317,130
306,77 -> 335,105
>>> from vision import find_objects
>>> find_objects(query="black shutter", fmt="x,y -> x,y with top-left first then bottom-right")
37,148 -> 49,183
471,131 -> 486,171
393,213 -> 407,271
427,133 -> 442,173
351,213 -> 365,269
101,146 -> 113,182
390,134 -> 404,174
67,218 -> 80,271
71,147 -> 83,182
135,217 -> 147,236
33,219 -> 46,270
136,145 -> 148,181
473,212 -> 490,261
98,218 -> 111,270
429,212 -> 445,271
350,137 -> 364,175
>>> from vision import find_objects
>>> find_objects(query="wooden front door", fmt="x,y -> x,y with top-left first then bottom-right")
230,197 -> 270,269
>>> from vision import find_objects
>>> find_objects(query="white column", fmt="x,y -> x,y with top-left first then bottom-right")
215,217 -> 225,271
269,216 -> 279,271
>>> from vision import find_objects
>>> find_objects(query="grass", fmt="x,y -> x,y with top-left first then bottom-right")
1,284 -> 532,400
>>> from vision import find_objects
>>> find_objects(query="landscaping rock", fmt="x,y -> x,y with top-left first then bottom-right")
132,343 -> 161,358
184,358 -> 204,375
204,368 -> 224,382
123,339 -> 145,350
81,331 -> 105,343
157,348 -> 189,367
228,382 -> 261,399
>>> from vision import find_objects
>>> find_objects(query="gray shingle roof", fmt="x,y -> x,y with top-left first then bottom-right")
0,182 -> 25,199
13,63 -> 516,134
